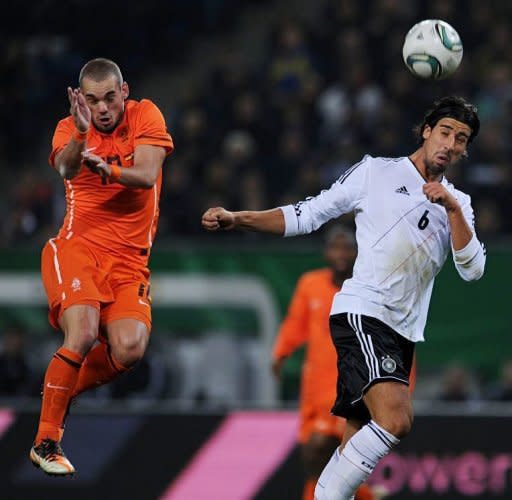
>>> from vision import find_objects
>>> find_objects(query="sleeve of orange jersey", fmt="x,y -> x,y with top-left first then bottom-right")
48,118 -> 74,167
134,99 -> 174,155
272,275 -> 310,360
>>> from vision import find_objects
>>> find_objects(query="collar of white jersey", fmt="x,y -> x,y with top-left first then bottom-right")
404,156 -> 447,185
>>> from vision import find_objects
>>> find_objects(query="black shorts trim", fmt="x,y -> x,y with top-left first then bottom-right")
330,312 -> 415,421
352,376 -> 410,406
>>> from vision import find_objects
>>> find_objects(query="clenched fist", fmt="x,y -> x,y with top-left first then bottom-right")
423,182 -> 459,212
202,207 -> 236,231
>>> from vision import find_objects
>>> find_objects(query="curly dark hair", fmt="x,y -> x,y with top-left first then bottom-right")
413,96 -> 480,144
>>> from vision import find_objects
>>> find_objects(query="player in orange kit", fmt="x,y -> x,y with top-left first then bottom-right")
273,227 -> 411,500
29,58 -> 173,475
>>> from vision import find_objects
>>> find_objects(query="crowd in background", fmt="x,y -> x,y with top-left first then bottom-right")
2,0 -> 512,245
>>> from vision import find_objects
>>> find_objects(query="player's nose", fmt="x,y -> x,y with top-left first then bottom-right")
444,135 -> 456,151
97,101 -> 108,113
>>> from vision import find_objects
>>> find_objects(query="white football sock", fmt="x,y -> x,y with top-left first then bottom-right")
314,446 -> 340,499
322,420 -> 399,500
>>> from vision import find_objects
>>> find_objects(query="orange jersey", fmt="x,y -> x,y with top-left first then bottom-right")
49,99 -> 173,263
273,268 -> 339,410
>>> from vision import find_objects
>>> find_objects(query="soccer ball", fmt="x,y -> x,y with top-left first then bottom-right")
402,20 -> 463,79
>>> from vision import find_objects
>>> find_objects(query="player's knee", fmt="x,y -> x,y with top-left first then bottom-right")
375,410 -> 413,439
63,327 -> 98,355
111,332 -> 147,367
392,413 -> 413,438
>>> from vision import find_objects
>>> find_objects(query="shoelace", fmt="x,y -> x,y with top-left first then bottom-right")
37,439 -> 64,462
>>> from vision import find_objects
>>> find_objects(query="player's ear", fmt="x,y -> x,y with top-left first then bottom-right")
121,82 -> 129,100
422,124 -> 432,141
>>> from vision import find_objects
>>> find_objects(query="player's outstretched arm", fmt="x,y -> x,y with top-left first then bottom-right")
202,156 -> 369,236
202,207 -> 285,235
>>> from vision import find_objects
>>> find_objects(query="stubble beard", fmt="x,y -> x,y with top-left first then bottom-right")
93,107 -> 125,133
424,158 -> 448,180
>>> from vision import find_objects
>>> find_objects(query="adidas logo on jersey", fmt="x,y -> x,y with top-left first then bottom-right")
395,185 -> 410,195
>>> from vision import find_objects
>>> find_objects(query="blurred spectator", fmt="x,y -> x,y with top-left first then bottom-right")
488,360 -> 512,401
160,155 -> 202,236
438,363 -> 480,402
0,326 -> 32,396
266,21 -> 319,105
5,169 -> 56,245
238,169 -> 268,211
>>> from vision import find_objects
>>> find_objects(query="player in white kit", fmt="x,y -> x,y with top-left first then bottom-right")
202,96 -> 486,500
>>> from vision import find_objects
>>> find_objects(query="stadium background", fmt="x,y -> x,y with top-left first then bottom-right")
1,0 -> 511,498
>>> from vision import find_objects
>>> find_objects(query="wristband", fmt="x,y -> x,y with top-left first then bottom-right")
109,164 -> 122,183
73,128 -> 88,142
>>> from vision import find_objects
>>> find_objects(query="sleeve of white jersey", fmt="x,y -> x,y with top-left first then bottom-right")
279,156 -> 370,236
451,194 -> 486,281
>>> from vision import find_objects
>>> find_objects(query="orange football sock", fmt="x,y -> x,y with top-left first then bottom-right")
303,478 -> 316,500
355,483 -> 375,500
35,347 -> 83,444
72,343 -> 129,397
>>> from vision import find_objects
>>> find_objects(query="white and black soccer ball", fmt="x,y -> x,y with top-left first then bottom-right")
402,19 -> 463,79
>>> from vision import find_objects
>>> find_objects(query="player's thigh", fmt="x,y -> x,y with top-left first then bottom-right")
59,304 -> 101,354
41,237 -> 113,330
363,381 -> 413,437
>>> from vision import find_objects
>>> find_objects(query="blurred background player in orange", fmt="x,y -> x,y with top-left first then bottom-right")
30,58 -> 173,475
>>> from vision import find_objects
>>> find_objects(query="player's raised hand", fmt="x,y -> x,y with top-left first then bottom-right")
202,207 -> 236,231
423,182 -> 459,212
68,87 -> 91,133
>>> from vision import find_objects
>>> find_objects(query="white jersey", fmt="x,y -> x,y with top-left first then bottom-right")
280,155 -> 486,342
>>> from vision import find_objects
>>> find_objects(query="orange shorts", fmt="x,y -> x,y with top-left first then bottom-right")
299,401 -> 346,444
41,237 -> 152,331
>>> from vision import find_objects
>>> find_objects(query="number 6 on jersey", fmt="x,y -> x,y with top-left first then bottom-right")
418,210 -> 430,230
